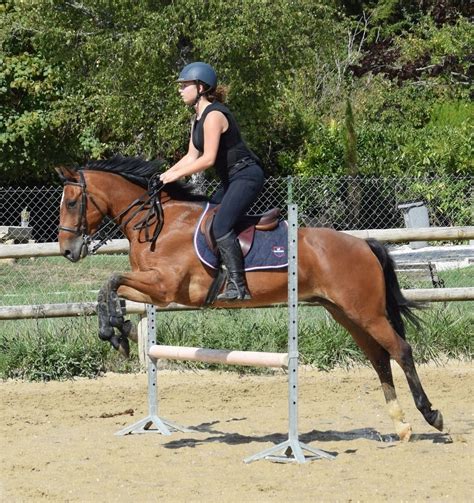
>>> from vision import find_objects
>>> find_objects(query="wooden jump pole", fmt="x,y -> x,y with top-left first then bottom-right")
1,286 -> 473,322
1,226 -> 473,259
148,345 -> 288,368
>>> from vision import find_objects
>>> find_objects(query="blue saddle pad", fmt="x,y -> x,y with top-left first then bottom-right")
194,203 -> 288,271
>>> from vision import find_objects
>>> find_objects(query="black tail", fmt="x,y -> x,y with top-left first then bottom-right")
366,239 -> 423,339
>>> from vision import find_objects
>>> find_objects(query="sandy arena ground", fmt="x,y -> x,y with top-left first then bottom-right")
1,362 -> 473,502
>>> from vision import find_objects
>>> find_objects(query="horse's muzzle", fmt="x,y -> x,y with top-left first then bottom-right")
60,237 -> 89,262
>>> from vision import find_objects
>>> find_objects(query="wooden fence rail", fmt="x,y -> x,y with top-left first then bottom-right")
0,226 -> 473,259
1,287 -> 473,321
0,225 -> 472,321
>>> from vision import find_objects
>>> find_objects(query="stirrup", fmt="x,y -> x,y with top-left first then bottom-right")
217,276 -> 251,301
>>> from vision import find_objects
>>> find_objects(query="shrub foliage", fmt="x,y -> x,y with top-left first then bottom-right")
1,1 -> 471,184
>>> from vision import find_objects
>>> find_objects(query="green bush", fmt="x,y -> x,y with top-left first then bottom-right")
154,304 -> 472,372
396,14 -> 473,69
0,317 -> 140,380
406,305 -> 474,362
1,302 -> 472,381
3,2 -> 470,184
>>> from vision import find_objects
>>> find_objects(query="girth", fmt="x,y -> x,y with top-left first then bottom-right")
200,206 -> 280,256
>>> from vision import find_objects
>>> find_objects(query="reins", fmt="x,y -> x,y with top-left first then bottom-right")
118,174 -> 165,252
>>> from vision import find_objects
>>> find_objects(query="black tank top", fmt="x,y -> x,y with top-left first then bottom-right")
191,102 -> 258,180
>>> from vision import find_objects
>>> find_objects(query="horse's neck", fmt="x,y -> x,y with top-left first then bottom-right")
91,174 -> 151,238
103,179 -> 148,222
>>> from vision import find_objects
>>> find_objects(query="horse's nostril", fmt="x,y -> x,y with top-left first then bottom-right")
63,249 -> 75,262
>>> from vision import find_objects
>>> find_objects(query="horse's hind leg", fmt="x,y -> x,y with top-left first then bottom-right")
363,316 -> 443,432
326,307 -> 412,440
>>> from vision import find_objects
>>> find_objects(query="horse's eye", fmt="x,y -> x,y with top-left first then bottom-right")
66,200 -> 77,209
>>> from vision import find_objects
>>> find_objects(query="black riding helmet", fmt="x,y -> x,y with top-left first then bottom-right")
177,62 -> 218,90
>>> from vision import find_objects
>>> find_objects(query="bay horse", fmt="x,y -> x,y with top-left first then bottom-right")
57,157 -> 443,441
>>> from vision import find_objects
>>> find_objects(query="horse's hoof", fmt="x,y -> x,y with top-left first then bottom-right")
127,323 -> 138,343
110,335 -> 130,358
110,334 -> 121,350
117,337 -> 130,358
430,410 -> 443,431
397,423 -> 413,442
121,319 -> 137,342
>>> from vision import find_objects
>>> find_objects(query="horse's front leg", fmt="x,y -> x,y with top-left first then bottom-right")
97,273 -> 136,357
97,268 -> 186,356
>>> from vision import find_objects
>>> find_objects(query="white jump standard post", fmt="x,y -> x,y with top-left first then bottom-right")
115,304 -> 191,436
244,204 -> 335,463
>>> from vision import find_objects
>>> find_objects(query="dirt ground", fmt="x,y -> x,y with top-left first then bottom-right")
1,362 -> 473,502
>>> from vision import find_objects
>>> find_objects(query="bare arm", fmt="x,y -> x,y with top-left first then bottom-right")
160,111 -> 228,184
165,127 -> 200,173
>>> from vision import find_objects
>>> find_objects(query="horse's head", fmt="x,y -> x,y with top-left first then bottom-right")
56,166 -> 107,262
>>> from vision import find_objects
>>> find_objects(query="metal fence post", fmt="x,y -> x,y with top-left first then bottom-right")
287,175 -> 293,205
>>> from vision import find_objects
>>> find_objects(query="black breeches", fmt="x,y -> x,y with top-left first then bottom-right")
211,163 -> 264,240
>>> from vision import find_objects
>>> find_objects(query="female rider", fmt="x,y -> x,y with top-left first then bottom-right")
160,62 -> 265,301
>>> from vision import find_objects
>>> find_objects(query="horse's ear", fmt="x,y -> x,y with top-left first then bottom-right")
55,165 -> 76,182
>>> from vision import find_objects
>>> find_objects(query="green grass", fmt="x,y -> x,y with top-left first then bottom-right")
397,264 -> 474,290
2,258 -> 472,306
156,304 -> 473,370
438,264 -> 474,287
0,255 -> 129,305
406,304 -> 474,362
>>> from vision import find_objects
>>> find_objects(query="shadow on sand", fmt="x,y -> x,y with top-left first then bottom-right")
160,421 -> 453,453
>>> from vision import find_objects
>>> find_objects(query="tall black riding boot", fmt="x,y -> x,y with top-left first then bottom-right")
216,232 -> 251,301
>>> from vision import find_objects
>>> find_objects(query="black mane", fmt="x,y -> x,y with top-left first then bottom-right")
79,156 -> 209,202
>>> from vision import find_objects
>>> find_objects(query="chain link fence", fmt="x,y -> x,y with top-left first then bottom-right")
0,175 -> 472,307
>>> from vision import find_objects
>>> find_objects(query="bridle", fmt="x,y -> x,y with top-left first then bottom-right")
58,170 -> 165,254
58,171 -> 90,237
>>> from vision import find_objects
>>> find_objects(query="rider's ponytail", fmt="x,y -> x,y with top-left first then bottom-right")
206,84 -> 228,103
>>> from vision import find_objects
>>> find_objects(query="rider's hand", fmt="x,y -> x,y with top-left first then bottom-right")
159,170 -> 181,185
